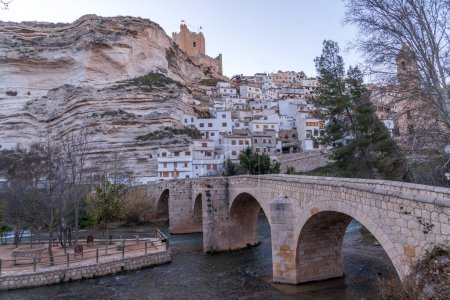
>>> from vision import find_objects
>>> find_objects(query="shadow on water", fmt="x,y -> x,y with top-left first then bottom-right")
1,215 -> 397,300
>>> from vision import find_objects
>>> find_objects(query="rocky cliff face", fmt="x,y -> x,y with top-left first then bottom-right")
0,15 -> 217,180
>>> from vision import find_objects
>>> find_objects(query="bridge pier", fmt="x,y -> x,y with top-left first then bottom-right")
165,181 -> 203,234
270,196 -> 297,284
201,180 -> 231,253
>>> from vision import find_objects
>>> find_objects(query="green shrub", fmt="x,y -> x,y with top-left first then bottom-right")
131,73 -> 182,88
100,109 -> 136,119
136,127 -> 201,141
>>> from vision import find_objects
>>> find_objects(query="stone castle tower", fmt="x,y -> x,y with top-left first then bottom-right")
396,43 -> 420,89
395,43 -> 444,149
172,23 -> 206,57
172,22 -> 223,75
395,44 -> 423,137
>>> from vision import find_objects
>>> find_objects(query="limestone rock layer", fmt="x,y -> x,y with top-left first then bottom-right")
0,15 -> 214,179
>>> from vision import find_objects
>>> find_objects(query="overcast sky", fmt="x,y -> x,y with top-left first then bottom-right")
1,0 -> 362,77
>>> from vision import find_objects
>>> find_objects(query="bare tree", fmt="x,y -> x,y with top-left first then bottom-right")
1,0 -> 13,10
0,146 -> 47,246
344,0 -> 450,129
30,141 -> 70,265
59,130 -> 94,247
97,152 -> 135,186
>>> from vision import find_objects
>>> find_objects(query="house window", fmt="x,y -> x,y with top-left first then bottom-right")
256,148 -> 261,152
162,152 -> 167,157
239,140 -> 244,145
263,139 -> 266,143
202,143 -> 207,147
185,151 -> 191,156
256,125 -> 260,129
306,122 -> 319,127
174,162 -> 177,168
163,163 -> 167,168
184,162 -> 188,168
211,132 -> 215,136
245,140 -> 249,145
271,125 -> 275,129
231,140 -> 236,145
222,122 -> 227,127
174,152 -> 180,156
222,114 -> 226,118
193,41 -> 197,47
232,150 -> 237,155
208,123 -> 213,127
200,123 -> 204,128
184,118 -> 187,123
163,172 -> 169,177
306,130 -> 312,138
254,138 -> 258,143
207,164 -> 212,170
264,125 -> 268,129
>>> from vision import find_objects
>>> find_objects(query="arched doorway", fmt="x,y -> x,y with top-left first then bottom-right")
155,189 -> 169,223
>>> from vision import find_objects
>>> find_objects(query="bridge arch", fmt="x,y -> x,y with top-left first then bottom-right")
294,200 -> 403,283
228,192 -> 269,249
155,189 -> 170,222
191,193 -> 203,233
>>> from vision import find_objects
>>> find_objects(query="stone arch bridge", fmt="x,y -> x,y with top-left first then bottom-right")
140,175 -> 450,284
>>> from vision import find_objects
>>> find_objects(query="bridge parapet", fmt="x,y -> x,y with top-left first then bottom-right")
140,175 -> 450,284
228,175 -> 450,208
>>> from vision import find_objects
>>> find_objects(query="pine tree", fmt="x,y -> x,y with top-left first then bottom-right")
237,147 -> 280,175
313,40 -> 406,180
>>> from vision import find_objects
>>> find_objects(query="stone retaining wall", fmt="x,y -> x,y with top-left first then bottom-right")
277,151 -> 331,172
0,250 -> 171,290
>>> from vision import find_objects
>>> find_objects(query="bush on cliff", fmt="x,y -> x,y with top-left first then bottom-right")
131,72 -> 182,88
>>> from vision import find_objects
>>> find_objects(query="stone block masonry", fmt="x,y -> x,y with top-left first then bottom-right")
0,250 -> 171,290
148,174 -> 450,284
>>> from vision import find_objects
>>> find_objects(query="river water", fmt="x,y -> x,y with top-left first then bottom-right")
1,216 -> 398,299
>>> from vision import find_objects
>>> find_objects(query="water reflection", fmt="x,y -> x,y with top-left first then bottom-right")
1,215 -> 397,300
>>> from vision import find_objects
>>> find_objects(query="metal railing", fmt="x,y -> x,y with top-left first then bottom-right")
0,229 -> 169,276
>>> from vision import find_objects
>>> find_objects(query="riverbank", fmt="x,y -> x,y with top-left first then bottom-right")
0,250 -> 171,290
1,218 -> 400,299
0,233 -> 171,290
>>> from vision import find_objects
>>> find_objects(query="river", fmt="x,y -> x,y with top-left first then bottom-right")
1,215 -> 398,299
